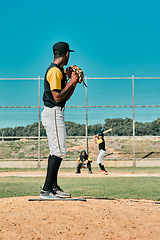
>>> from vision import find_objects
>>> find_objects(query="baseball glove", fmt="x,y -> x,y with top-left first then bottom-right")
81,160 -> 88,168
64,65 -> 87,87
83,160 -> 89,165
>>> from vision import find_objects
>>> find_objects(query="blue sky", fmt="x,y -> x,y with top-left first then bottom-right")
0,0 -> 160,128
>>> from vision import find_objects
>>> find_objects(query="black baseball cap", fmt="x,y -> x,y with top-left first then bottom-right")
53,42 -> 75,55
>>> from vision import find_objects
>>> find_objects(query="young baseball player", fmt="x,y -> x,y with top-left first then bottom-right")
39,42 -> 79,199
94,131 -> 108,175
76,150 -> 92,174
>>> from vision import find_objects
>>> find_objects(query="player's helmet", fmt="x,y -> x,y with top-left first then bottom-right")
81,150 -> 86,155
98,131 -> 104,137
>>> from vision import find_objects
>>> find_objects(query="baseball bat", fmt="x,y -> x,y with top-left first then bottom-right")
103,128 -> 112,134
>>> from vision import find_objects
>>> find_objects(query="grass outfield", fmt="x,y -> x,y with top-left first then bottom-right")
0,176 -> 160,201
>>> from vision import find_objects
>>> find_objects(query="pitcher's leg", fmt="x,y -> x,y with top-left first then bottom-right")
40,107 -> 69,198
42,155 -> 62,191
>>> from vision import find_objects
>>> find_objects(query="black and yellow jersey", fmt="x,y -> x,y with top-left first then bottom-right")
43,63 -> 67,108
97,138 -> 105,150
77,156 -> 92,163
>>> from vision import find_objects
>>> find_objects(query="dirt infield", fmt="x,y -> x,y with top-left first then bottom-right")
0,196 -> 160,240
0,171 -> 160,239
1,170 -> 160,178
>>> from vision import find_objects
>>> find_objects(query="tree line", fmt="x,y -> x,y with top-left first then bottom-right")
0,118 -> 160,137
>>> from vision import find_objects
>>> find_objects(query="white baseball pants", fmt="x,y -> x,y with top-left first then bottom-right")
41,106 -> 66,158
97,149 -> 106,164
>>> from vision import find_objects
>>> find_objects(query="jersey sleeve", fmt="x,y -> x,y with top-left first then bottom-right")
88,157 -> 92,162
46,67 -> 63,91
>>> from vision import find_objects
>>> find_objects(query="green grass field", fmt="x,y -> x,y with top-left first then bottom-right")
0,174 -> 160,201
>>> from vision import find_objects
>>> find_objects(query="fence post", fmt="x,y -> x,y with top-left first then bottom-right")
38,76 -> 41,168
1,131 -> 5,141
85,76 -> 88,153
132,75 -> 136,167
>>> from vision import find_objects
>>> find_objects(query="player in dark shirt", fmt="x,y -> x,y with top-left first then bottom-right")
94,131 -> 108,175
75,150 -> 92,174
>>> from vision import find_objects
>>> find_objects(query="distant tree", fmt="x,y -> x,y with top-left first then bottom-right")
0,118 -> 160,137
88,124 -> 102,136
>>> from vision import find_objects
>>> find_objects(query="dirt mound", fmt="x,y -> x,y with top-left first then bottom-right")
0,196 -> 160,239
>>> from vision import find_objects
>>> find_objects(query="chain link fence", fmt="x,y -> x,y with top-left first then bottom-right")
0,76 -> 160,167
